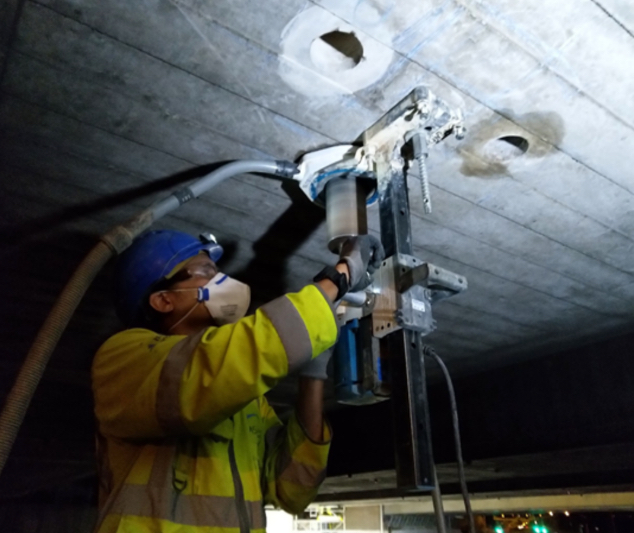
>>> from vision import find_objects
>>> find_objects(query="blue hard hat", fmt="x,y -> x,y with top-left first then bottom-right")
114,230 -> 223,327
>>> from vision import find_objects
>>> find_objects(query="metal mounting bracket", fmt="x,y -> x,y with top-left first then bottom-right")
371,255 -> 467,339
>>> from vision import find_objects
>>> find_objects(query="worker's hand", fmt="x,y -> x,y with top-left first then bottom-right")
298,348 -> 333,381
338,235 -> 385,291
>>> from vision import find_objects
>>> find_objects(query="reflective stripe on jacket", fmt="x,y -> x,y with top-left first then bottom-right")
92,284 -> 338,533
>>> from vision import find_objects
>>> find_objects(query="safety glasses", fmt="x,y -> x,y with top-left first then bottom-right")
167,262 -> 218,284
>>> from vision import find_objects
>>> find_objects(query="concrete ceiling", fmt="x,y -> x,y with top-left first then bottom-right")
3,0 -> 633,374
0,0 -> 633,501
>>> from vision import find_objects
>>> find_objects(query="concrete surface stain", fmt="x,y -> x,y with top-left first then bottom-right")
458,111 -> 565,179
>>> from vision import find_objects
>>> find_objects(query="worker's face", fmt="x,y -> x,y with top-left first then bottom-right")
150,254 -> 220,331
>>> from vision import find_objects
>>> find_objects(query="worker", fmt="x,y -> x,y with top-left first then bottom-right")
92,229 -> 384,533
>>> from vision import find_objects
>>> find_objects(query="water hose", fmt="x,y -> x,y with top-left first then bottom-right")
0,159 -> 298,475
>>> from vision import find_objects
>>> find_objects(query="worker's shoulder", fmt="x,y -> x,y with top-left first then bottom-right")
95,328 -> 179,360
101,327 -> 164,346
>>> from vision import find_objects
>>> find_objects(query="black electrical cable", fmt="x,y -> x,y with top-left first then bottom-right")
423,345 -> 476,533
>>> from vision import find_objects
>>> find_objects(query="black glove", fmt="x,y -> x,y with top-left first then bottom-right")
338,235 -> 385,291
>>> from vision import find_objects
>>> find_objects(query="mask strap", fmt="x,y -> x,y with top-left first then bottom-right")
167,300 -> 201,333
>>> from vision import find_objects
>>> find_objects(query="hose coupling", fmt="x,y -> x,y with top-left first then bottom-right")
274,160 -> 300,178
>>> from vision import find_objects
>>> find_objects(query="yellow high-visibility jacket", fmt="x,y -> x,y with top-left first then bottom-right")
92,284 -> 338,533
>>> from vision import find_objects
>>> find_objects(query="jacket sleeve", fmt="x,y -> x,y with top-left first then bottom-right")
93,284 -> 338,439
260,398 -> 331,515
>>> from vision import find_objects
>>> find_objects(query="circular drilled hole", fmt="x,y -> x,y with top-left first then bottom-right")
483,135 -> 530,162
310,30 -> 363,72
499,135 -> 529,153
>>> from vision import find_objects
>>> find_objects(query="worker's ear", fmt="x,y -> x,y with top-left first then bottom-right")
148,291 -> 175,314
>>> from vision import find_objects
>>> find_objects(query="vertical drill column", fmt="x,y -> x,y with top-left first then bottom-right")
375,155 -> 435,490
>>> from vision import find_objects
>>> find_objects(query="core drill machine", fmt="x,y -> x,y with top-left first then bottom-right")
291,87 -> 468,491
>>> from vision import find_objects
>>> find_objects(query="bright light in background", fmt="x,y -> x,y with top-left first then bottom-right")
266,510 -> 293,532
495,526 -> 504,533
565,511 -> 570,516
549,511 -> 554,516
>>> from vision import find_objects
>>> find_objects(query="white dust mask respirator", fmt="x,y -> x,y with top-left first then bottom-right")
197,273 -> 251,325
165,272 -> 251,331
